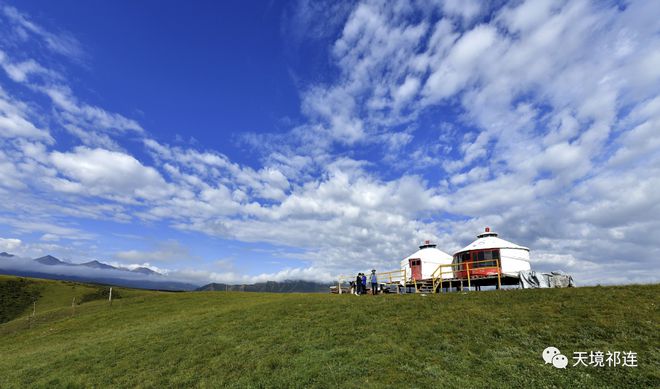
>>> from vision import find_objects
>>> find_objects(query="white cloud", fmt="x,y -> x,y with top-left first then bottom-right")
0,217 -> 93,241
498,0 -> 558,34
0,86 -> 53,141
423,24 -> 497,103
114,240 -> 192,263
106,261 -> 168,274
392,76 -> 420,106
0,237 -> 22,252
144,138 -> 291,203
0,49 -> 142,148
441,0 -> 483,22
0,51 -> 57,82
41,84 -> 144,134
2,5 -> 83,59
40,233 -> 60,242
169,266 -> 336,285
49,147 -> 172,202
167,164 -> 448,273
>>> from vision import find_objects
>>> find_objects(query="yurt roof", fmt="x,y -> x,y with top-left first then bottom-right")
455,228 -> 529,254
402,242 -> 452,264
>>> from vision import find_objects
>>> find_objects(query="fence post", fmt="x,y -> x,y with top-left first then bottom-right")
109,287 -> 113,306
466,266 -> 471,291
497,259 -> 502,290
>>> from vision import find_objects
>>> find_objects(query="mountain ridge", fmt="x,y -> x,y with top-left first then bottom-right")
196,280 -> 332,293
35,255 -> 72,266
0,253 -> 194,291
80,260 -> 119,270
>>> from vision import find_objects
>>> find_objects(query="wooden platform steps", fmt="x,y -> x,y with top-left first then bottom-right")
415,280 -> 435,293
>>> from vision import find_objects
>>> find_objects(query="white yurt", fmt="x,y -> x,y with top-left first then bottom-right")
400,240 -> 453,282
453,227 -> 531,277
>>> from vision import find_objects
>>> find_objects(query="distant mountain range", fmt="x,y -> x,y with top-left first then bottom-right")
0,253 -> 197,291
197,280 -> 332,293
32,255 -> 156,275
0,252 -> 333,293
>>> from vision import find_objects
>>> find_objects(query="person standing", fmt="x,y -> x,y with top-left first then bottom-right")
361,273 -> 367,295
370,269 -> 378,295
355,273 -> 362,295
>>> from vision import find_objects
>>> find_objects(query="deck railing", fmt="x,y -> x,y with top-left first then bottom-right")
335,260 -> 503,294
430,259 -> 501,292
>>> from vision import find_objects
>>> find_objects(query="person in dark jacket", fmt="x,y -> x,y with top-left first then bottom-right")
370,269 -> 378,295
355,273 -> 362,295
361,273 -> 367,295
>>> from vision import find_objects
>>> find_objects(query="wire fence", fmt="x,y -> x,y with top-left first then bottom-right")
0,295 -> 118,336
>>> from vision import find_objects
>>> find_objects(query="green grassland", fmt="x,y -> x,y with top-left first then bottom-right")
0,277 -> 658,388
0,275 -> 152,323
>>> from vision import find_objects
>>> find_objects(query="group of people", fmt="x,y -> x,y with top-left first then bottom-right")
351,269 -> 379,295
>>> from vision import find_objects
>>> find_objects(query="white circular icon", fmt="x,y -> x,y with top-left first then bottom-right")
552,354 -> 568,369
542,346 -> 561,364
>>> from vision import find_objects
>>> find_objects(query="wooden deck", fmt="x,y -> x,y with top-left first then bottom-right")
334,261 -> 522,294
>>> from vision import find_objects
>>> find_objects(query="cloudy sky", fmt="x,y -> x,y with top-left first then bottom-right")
0,0 -> 658,286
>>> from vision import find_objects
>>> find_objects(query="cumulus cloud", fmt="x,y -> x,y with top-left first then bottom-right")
236,0 -> 660,283
423,24 -> 498,103
0,237 -> 21,251
49,147 -> 172,202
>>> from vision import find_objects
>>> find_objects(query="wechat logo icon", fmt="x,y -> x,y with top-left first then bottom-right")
543,346 -> 568,369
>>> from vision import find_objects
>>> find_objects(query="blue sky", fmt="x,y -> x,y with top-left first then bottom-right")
0,0 -> 659,285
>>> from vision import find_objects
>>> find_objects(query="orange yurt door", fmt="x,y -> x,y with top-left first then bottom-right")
409,258 -> 422,280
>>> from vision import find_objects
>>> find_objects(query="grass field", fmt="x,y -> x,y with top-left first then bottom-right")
0,275 -> 153,323
0,276 -> 658,388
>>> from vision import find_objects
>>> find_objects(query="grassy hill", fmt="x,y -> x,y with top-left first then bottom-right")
0,275 -> 155,324
0,277 -> 658,388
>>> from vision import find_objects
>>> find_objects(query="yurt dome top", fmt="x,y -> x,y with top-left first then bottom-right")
455,227 -> 529,254
402,240 -> 452,264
